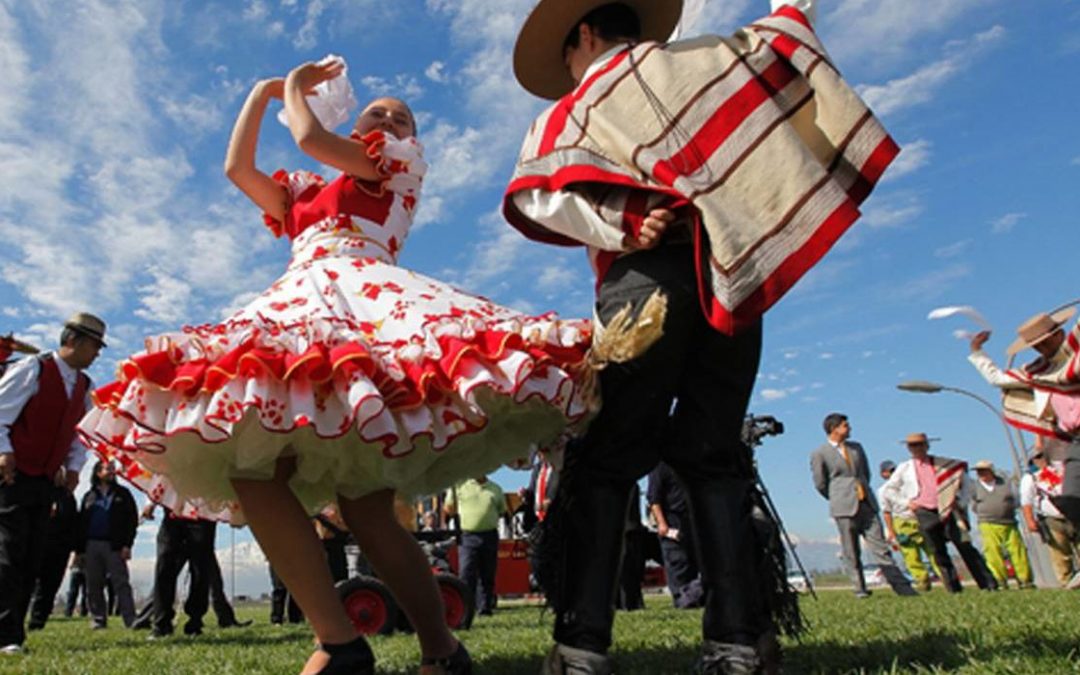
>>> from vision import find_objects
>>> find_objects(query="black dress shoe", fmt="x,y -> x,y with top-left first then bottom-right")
183,621 -> 203,636
314,636 -> 374,675
421,641 -> 472,674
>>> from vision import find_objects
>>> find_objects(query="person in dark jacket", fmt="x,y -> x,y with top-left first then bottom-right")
27,485 -> 79,629
77,460 -> 137,629
647,462 -> 701,608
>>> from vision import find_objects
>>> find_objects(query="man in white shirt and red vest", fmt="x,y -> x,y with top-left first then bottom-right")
881,433 -> 998,594
504,0 -> 895,672
0,313 -> 105,654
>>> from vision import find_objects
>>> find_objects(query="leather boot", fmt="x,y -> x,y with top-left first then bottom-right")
551,479 -> 633,655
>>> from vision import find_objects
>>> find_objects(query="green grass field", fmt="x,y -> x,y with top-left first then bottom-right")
2,589 -> 1078,674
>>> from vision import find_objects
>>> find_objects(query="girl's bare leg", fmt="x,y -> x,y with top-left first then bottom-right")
339,489 -> 458,660
233,457 -> 359,674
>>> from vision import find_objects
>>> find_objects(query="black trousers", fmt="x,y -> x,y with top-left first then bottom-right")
269,565 -> 303,623
202,543 -> 240,626
915,509 -> 997,591
617,528 -> 645,611
0,473 -> 52,646
552,244 -> 767,654
151,518 -> 215,633
459,530 -> 499,614
28,538 -> 72,627
659,524 -> 700,606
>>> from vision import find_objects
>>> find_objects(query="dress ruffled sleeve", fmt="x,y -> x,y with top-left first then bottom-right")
351,130 -> 428,202
263,169 -> 327,238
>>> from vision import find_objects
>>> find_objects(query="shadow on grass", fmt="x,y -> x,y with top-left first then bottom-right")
784,631 -> 1080,674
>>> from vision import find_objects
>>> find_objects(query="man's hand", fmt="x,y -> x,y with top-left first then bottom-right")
624,208 -> 676,251
120,547 -> 132,561
970,330 -> 991,353
1025,518 -> 1040,534
0,454 -> 14,486
907,500 -> 919,514
141,503 -> 156,522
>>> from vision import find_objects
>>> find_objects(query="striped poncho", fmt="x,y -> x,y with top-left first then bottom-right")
1000,319 -> 1080,439
503,6 -> 897,335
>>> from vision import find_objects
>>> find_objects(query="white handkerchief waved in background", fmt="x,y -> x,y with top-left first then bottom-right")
278,54 -> 358,131
928,305 -> 993,340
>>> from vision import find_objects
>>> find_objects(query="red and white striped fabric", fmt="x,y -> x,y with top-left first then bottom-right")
504,5 -> 897,335
932,456 -> 968,519
1000,320 -> 1080,438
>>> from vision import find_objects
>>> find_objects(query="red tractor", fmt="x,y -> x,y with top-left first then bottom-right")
336,535 -> 474,635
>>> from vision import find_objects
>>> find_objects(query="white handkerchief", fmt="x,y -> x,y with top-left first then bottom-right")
278,54 -> 358,131
928,305 -> 993,339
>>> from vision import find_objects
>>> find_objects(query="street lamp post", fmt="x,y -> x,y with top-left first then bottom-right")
897,381 -> 1026,479
896,379 -> 1055,588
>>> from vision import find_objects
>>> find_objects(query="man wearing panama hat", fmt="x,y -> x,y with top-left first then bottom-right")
0,313 -> 105,654
497,0 -> 908,670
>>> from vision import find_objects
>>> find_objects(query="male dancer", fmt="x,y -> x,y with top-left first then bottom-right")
504,1 -> 894,672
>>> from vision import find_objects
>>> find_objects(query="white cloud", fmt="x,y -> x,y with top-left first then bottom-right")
882,139 -> 932,182
293,0 -> 327,50
425,61 -> 450,83
0,6 -> 29,134
361,74 -> 425,100
536,265 -> 577,292
862,195 -> 923,228
991,212 -> 1026,234
761,388 -> 789,401
819,352 -> 834,360
934,239 -> 973,259
822,0 -> 992,65
892,264 -> 972,301
135,268 -> 193,325
1072,156 -> 1080,166
159,94 -> 225,135
856,26 -> 1005,117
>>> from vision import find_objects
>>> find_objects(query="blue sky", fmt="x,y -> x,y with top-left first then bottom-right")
1,1 -> 1078,589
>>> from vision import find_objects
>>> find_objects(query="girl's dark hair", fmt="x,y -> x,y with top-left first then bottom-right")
563,3 -> 642,53
90,460 -> 105,488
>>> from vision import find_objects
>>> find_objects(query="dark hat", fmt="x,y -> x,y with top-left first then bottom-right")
513,0 -> 684,100
64,312 -> 107,347
879,460 -> 896,473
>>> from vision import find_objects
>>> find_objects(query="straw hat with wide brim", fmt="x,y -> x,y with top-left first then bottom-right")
513,0 -> 684,101
1006,308 -> 1075,356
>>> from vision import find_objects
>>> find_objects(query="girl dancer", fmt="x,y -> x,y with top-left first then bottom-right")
79,60 -> 591,674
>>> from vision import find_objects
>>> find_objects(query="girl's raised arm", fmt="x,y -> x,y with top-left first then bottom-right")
283,62 -> 382,181
224,80 -> 290,224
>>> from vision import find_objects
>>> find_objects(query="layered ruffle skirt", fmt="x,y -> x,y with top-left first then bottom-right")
78,244 -> 590,522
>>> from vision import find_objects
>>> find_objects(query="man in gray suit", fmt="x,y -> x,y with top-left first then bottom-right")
810,413 -> 916,597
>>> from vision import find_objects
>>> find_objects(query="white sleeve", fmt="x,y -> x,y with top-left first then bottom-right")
0,357 -> 42,456
512,189 -> 629,252
770,0 -> 817,25
1018,475 -> 1036,508
968,351 -> 1025,389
